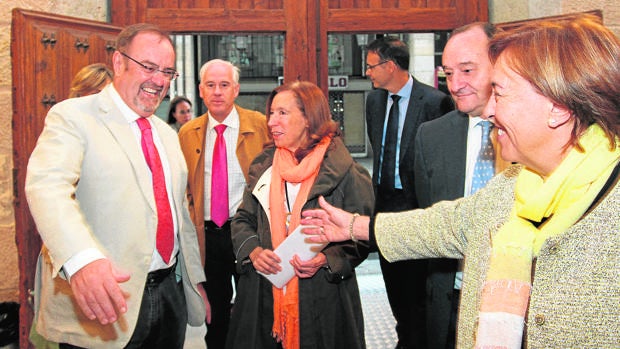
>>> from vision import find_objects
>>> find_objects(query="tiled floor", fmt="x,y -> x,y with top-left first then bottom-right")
184,252 -> 396,348
357,253 -> 398,349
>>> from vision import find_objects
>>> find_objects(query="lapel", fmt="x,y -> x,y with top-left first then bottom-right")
253,166 -> 273,227
94,89 -> 157,213
371,89 -> 390,174
188,114 -> 209,193
449,112 -> 469,195
399,77 -> 423,162
236,105 -> 248,149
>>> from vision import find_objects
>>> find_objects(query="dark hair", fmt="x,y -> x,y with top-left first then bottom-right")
366,36 -> 409,70
451,22 -> 498,40
266,81 -> 340,161
167,96 -> 192,124
116,23 -> 173,53
489,14 -> 620,149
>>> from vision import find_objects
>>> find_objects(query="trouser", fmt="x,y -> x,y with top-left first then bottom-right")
60,262 -> 187,349
376,187 -> 428,349
380,255 -> 428,348
204,220 -> 238,349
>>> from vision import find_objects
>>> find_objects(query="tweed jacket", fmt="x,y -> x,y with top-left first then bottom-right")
25,86 -> 206,348
178,105 -> 270,265
376,164 -> 620,348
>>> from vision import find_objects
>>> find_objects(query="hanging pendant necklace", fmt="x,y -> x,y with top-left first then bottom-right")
285,182 -> 292,233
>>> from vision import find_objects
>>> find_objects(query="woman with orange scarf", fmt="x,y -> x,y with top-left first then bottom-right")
302,15 -> 620,348
226,81 -> 373,349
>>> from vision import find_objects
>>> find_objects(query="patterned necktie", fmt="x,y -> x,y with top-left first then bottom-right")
380,94 -> 401,189
136,117 -> 174,263
470,120 -> 495,195
211,124 -> 229,227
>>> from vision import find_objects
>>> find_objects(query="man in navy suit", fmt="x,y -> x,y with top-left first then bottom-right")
414,22 -> 505,349
365,36 -> 453,349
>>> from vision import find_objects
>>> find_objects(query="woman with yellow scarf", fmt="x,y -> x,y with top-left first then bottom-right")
227,81 -> 373,349
302,14 -> 620,348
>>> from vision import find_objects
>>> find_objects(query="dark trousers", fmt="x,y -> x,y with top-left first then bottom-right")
204,220 -> 238,349
376,187 -> 428,349
445,289 -> 459,349
60,263 -> 187,349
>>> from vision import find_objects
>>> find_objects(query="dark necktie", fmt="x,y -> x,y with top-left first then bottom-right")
211,124 -> 229,227
380,94 -> 401,189
470,120 -> 495,194
136,117 -> 174,263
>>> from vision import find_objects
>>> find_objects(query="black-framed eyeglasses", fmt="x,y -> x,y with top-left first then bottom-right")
366,60 -> 389,71
119,51 -> 179,81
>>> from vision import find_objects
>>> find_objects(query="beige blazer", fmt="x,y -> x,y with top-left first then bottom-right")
178,105 -> 270,265
25,86 -> 206,348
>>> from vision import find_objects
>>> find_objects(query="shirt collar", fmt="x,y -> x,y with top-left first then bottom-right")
208,106 -> 240,131
391,75 -> 413,99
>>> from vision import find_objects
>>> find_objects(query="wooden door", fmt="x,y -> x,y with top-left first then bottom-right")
11,9 -> 121,348
110,0 -> 488,95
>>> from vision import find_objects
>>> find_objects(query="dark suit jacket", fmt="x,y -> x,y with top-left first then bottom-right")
413,110 -> 469,349
366,77 -> 453,209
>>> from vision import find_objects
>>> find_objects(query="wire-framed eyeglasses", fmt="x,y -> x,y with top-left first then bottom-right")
119,51 -> 179,81
366,60 -> 389,71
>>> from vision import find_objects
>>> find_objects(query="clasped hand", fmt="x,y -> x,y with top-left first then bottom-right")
249,246 -> 327,278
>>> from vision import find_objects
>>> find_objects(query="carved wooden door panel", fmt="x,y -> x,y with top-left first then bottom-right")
11,9 -> 121,348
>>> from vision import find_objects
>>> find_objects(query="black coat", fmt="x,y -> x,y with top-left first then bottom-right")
414,110 -> 469,349
227,138 -> 374,349
366,76 -> 454,209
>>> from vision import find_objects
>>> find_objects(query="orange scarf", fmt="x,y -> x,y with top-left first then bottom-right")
269,136 -> 331,349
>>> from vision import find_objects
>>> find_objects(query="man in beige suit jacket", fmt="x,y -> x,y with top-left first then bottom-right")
25,24 -> 207,349
178,59 -> 270,348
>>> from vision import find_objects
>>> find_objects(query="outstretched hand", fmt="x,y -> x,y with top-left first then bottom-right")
69,258 -> 130,325
301,196 -> 361,243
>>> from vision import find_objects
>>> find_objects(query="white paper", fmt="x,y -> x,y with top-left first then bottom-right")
257,225 -> 327,289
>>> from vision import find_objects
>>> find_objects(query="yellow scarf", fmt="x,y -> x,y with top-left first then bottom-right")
269,136 -> 331,349
475,124 -> 620,349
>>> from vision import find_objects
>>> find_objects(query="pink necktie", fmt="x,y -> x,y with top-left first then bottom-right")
211,124 -> 229,227
136,117 -> 174,263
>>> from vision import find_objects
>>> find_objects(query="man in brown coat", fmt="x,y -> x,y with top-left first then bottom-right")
178,59 -> 270,349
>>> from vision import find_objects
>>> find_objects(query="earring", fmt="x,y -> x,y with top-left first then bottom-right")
548,118 -> 557,127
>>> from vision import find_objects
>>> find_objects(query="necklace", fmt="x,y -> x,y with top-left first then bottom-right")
285,182 -> 292,232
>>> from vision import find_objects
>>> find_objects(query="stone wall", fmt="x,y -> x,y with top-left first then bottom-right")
0,0 -> 618,303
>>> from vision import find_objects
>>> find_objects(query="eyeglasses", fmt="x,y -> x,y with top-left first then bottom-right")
366,60 -> 389,71
119,51 -> 179,81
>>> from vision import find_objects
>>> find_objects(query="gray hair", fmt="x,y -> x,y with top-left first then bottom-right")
199,59 -> 240,85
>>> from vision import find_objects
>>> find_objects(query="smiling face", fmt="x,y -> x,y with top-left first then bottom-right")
112,32 -> 175,117
485,54 -> 573,176
442,27 -> 493,117
267,90 -> 310,153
